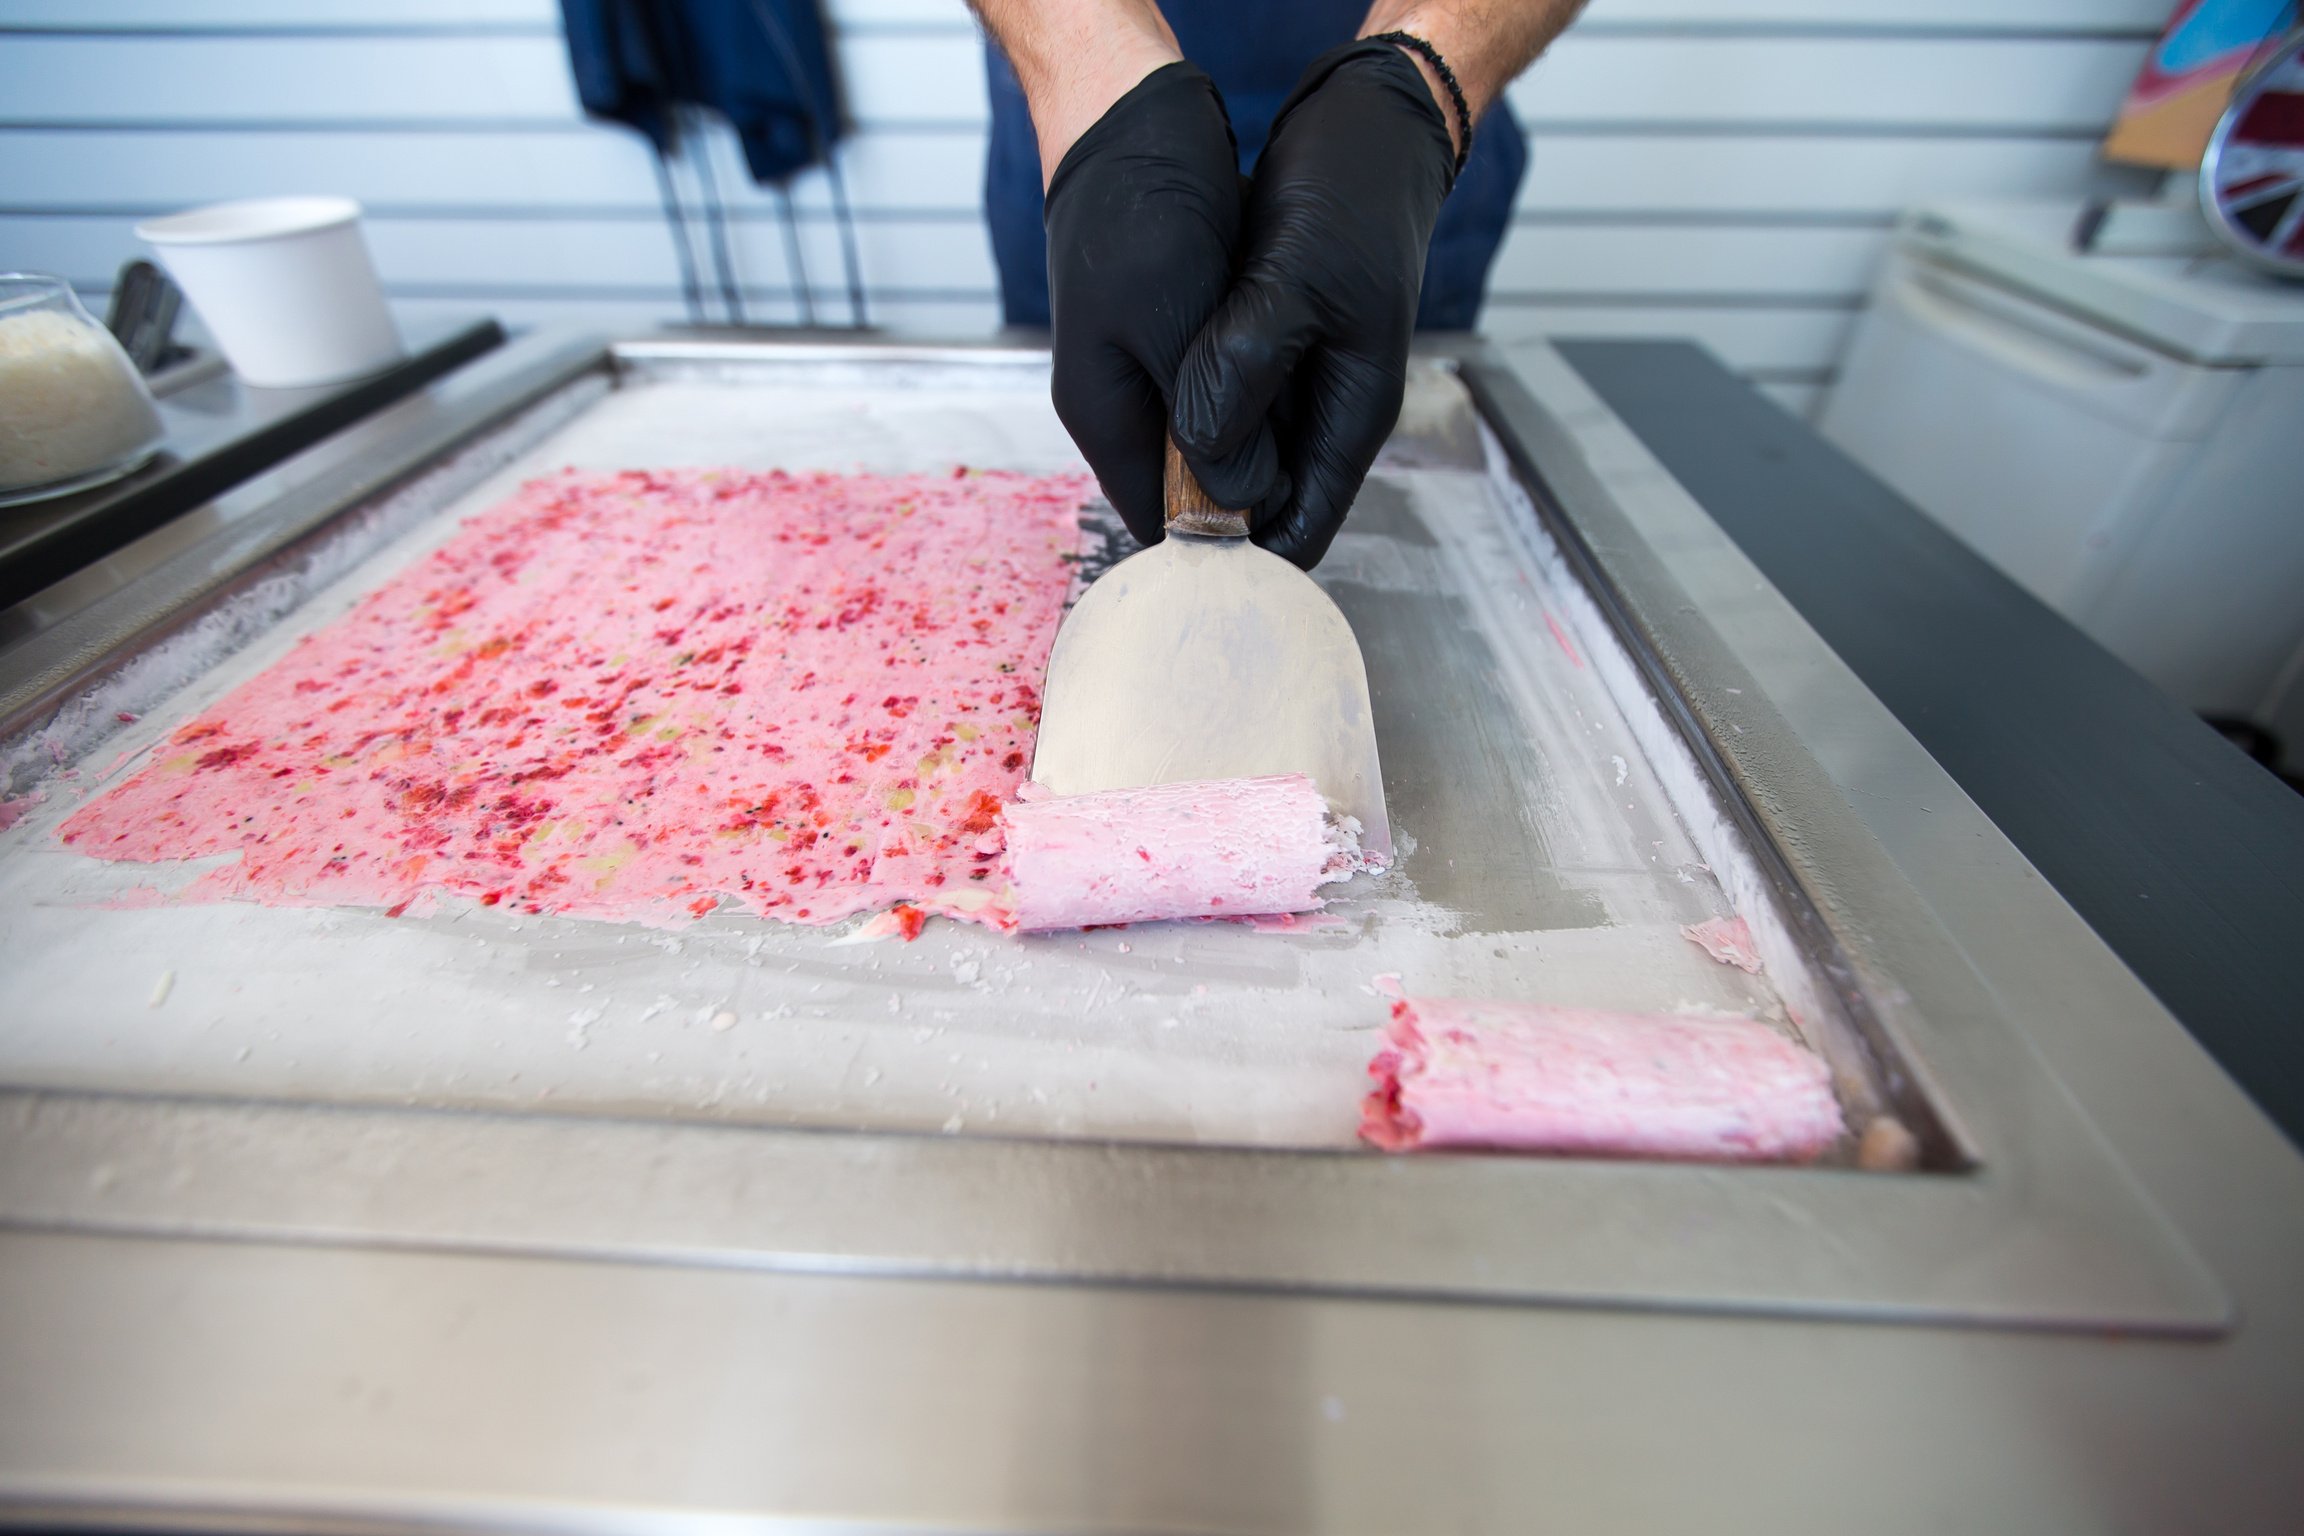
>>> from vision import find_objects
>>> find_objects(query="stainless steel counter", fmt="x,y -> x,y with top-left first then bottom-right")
1,332 -> 2299,1534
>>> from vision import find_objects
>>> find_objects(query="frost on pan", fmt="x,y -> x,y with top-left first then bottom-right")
1361,997 -> 1845,1162
61,467 -> 1090,927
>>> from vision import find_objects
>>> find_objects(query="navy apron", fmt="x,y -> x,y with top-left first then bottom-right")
984,2 -> 1526,330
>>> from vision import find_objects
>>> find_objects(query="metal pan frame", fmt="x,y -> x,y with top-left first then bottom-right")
0,331 -> 2224,1341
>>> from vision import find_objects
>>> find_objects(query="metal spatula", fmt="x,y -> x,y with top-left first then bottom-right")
1032,439 -> 1392,862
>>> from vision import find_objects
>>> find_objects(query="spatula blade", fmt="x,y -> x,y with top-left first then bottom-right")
1031,533 -> 1392,861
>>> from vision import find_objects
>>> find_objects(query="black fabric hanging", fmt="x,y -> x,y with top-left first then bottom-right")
563,0 -> 866,325
560,0 -> 845,183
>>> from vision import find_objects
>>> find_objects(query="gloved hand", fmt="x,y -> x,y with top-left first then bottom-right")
1171,40 -> 1457,568
1044,61 -> 1244,546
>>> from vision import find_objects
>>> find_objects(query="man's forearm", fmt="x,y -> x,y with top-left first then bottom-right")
1359,0 -> 1587,158
969,0 -> 1181,185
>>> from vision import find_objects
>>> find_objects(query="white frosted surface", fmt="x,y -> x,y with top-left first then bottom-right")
0,361 -> 1791,1149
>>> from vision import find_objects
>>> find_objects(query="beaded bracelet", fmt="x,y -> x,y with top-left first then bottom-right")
1367,29 -> 1473,178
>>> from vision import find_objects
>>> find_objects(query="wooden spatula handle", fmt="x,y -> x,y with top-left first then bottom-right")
1164,436 -> 1251,539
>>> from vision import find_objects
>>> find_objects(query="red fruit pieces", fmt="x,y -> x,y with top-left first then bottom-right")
61,467 -> 1090,929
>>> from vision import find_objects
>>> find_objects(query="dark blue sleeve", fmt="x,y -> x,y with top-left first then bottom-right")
985,44 -> 1053,328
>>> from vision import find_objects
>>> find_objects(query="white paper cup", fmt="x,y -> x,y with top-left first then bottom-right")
137,196 -> 403,388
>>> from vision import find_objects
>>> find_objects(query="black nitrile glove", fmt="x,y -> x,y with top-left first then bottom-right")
1172,41 -> 1456,568
1045,62 -> 1244,546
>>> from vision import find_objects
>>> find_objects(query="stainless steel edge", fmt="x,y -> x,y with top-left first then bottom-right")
0,1082 -> 2209,1331
1457,336 -> 2258,1279
0,335 -> 2232,1337
0,1219 -> 2295,1536
1457,350 -> 1959,1166
4,334 -> 2303,1536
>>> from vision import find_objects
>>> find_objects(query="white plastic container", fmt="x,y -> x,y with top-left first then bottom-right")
136,196 -> 403,389
1820,199 -> 2304,769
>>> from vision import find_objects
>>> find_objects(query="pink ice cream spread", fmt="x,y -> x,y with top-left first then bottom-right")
1360,997 -> 1844,1162
61,467 -> 1089,927
1001,774 -> 1361,931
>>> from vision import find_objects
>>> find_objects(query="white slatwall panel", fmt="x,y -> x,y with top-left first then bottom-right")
0,31 -> 2151,130
0,0 -> 2163,408
2,212 -> 999,294
0,127 -> 987,217
0,0 -> 2184,31
0,128 -> 2113,220
0,34 -> 988,125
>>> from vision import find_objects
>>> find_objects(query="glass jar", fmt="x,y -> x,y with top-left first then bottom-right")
0,273 -> 167,506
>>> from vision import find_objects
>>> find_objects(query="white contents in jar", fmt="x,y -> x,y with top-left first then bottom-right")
0,309 -> 164,494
